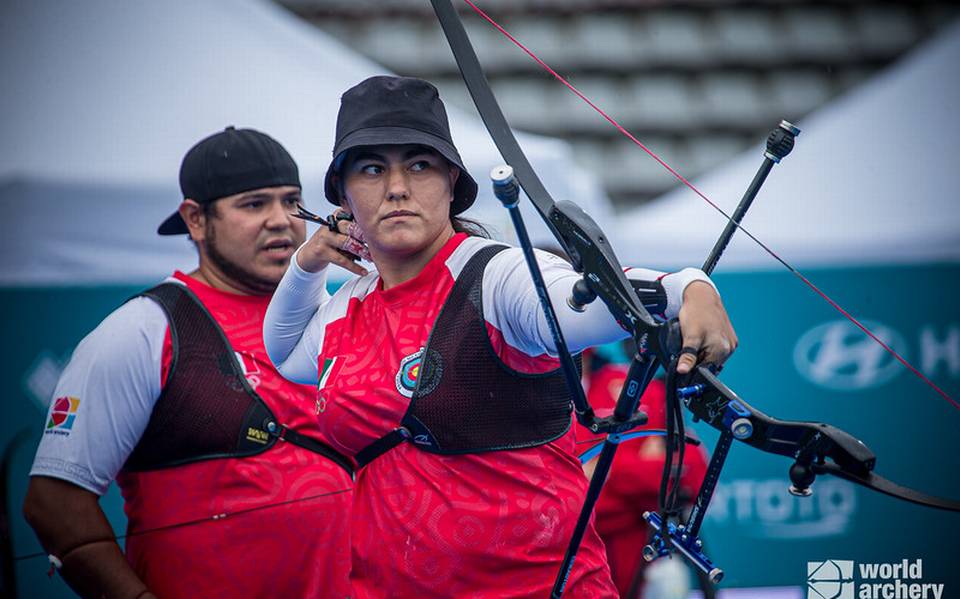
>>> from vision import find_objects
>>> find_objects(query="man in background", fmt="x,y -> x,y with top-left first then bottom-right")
24,127 -> 354,598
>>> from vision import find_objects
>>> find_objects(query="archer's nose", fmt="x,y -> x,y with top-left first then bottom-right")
265,198 -> 294,230
386,167 -> 410,201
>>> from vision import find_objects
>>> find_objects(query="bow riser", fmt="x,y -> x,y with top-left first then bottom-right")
685,366 -> 876,472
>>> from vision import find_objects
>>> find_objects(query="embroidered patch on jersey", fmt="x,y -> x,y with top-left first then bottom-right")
319,357 -> 339,388
316,357 -> 341,414
45,396 -> 80,435
234,351 -> 262,390
395,348 -> 443,398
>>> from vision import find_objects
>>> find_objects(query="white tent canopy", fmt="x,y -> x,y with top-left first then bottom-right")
614,20 -> 960,271
0,0 -> 613,285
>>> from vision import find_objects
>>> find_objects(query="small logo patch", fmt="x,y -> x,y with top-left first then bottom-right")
234,351 -> 262,390
316,357 -> 341,414
316,393 -> 327,415
395,348 -> 443,398
45,396 -> 80,435
246,427 -> 269,444
807,560 -> 855,599
319,357 -> 339,389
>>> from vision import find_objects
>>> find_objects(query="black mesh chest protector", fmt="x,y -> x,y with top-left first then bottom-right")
122,283 -> 352,476
355,244 -> 575,467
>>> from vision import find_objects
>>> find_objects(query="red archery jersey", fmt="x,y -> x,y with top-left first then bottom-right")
312,234 -> 616,598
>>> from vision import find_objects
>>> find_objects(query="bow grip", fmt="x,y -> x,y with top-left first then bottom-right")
658,318 -> 683,360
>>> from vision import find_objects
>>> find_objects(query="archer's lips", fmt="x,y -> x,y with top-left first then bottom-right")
382,210 -> 417,221
261,239 -> 295,258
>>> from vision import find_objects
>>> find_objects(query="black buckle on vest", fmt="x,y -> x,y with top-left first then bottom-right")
266,421 -> 286,440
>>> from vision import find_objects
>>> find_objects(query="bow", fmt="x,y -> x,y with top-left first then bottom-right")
429,0 -> 960,594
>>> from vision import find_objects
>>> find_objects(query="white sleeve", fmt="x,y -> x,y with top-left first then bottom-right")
29,298 -> 166,496
263,247 -> 331,385
483,248 -> 716,357
657,267 -> 718,319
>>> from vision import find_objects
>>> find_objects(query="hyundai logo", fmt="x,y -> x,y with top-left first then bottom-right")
794,320 -> 907,391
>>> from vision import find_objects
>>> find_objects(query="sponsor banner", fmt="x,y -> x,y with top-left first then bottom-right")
795,320 -> 959,392
705,478 -> 856,540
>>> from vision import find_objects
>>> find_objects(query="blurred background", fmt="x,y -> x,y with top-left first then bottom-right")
2,1 -> 959,597
283,0 -> 959,208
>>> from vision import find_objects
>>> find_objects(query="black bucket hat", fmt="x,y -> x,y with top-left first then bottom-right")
324,76 -> 478,215
158,126 -> 300,235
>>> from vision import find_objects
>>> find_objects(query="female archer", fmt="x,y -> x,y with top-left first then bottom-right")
264,75 -> 737,597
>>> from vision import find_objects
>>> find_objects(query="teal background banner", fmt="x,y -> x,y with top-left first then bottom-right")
3,263 -> 959,596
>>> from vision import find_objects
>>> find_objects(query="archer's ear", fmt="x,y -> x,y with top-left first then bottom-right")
334,176 -> 355,214
179,199 -> 206,243
448,165 -> 460,192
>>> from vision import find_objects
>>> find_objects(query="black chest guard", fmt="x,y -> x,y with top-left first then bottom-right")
356,244 -> 575,467
122,283 -> 352,476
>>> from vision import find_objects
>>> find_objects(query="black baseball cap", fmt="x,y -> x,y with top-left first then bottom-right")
158,126 -> 301,235
323,76 -> 478,215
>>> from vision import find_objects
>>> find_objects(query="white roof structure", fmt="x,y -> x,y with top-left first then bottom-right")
614,20 -> 960,271
0,0 -> 613,285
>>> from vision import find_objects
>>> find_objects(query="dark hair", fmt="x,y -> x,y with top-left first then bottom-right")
202,200 -> 221,219
184,201 -> 221,250
452,215 -> 490,238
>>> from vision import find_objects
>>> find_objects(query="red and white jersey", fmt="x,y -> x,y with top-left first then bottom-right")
265,233 -> 713,598
32,272 -> 353,599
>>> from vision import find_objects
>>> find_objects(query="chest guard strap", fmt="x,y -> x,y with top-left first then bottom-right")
122,283 -> 353,476
356,244 -> 574,467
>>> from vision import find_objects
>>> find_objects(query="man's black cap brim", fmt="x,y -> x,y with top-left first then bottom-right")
158,211 -> 188,235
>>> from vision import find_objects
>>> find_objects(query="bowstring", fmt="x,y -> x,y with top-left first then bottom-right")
461,0 -> 959,411
13,487 -> 352,563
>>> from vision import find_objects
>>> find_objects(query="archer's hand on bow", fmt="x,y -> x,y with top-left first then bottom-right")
676,281 -> 738,374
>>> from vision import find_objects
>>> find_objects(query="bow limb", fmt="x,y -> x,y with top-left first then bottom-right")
429,0 -> 556,224
431,0 -> 597,428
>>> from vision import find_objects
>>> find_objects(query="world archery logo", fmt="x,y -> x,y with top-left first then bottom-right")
395,348 -> 443,399
45,396 -> 80,435
396,349 -> 424,398
806,559 -> 945,599
807,560 -> 855,599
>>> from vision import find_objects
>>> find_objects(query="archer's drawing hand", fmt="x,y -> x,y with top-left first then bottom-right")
296,209 -> 371,277
676,281 -> 737,374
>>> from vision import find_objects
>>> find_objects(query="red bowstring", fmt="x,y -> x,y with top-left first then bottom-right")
461,0 -> 960,411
